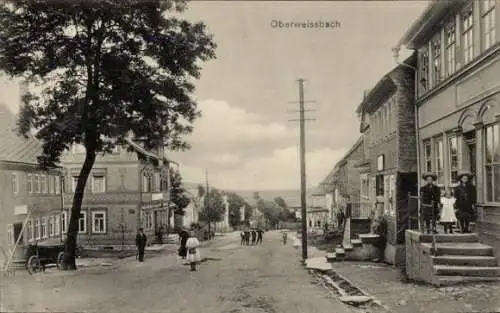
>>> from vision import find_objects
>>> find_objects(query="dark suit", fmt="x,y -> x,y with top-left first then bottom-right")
420,183 -> 441,232
135,233 -> 147,262
454,183 -> 476,232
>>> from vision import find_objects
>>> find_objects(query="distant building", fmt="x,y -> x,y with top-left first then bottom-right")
398,0 -> 500,257
62,139 -> 172,248
0,103 -> 63,265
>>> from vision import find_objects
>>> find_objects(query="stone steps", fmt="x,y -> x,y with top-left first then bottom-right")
419,233 -> 478,243
433,265 -> 500,277
422,242 -> 494,256
358,233 -> 380,244
432,255 -> 499,267
431,275 -> 500,287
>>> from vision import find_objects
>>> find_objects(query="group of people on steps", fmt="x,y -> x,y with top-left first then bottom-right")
420,170 -> 476,234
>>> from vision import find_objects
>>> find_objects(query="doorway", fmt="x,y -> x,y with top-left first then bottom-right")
13,222 -> 23,245
464,131 -> 476,185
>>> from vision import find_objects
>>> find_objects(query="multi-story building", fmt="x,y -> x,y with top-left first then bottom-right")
355,55 -> 417,265
398,0 -> 500,256
321,136 -> 366,218
0,103 -> 63,265
62,139 -> 171,248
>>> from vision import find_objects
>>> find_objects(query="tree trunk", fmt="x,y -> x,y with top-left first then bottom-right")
62,149 -> 97,270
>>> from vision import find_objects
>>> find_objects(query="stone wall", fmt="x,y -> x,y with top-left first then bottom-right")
405,230 -> 434,284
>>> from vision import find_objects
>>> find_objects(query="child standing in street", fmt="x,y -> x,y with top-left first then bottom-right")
186,231 -> 201,271
440,188 -> 457,234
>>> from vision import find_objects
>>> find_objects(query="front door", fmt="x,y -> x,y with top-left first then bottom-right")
13,222 -> 23,245
464,131 -> 476,185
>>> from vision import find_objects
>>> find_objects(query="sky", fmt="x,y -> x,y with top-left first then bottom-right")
0,1 -> 429,191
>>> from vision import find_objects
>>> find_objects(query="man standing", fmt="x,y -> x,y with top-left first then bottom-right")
256,228 -> 264,245
251,229 -> 257,245
454,171 -> 476,233
135,228 -> 147,262
420,173 -> 441,234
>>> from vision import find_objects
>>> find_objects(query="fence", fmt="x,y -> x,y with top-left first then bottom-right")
351,201 -> 373,219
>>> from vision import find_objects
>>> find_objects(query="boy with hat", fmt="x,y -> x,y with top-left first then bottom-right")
420,172 -> 441,234
135,228 -> 147,262
454,171 -> 476,233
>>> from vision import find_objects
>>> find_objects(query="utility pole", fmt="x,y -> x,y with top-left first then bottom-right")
205,169 -> 211,239
288,78 -> 316,261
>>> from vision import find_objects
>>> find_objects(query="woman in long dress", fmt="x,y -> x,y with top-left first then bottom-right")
186,231 -> 201,271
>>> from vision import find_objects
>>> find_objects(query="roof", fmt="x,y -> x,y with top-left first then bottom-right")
124,138 -> 176,165
398,0 -> 466,49
0,103 -> 44,165
356,54 -> 416,115
320,136 -> 363,186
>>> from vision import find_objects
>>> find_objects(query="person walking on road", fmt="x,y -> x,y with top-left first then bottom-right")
244,229 -> 251,245
240,230 -> 245,245
178,228 -> 189,262
281,230 -> 288,246
454,171 -> 476,233
135,228 -> 147,262
186,231 -> 201,271
256,228 -> 264,245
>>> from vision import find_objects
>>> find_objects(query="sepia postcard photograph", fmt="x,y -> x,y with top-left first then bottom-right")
0,0 -> 499,312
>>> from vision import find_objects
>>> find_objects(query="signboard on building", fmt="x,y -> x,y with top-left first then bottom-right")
14,205 -> 28,215
377,154 -> 384,171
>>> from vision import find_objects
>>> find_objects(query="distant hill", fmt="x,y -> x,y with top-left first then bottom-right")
227,189 -> 318,208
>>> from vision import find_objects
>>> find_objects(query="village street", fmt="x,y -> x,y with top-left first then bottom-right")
0,231 -> 354,313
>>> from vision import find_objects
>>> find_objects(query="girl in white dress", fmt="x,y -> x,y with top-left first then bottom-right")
440,188 -> 457,234
186,231 -> 201,271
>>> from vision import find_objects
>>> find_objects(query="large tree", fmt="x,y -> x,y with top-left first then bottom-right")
0,0 -> 216,270
169,169 -> 191,229
227,192 -> 252,228
198,188 -> 225,231
273,196 -> 288,210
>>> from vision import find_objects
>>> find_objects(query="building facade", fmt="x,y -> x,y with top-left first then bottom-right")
321,136 -> 367,219
62,139 -> 171,248
399,0 -> 500,256
0,103 -> 63,265
355,57 -> 417,265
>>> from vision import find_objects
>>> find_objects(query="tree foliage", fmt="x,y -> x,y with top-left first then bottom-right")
273,196 -> 288,210
169,169 -> 190,215
226,192 -> 252,227
198,188 -> 225,223
0,0 -> 216,270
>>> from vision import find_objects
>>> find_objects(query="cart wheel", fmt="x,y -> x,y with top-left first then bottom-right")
26,255 -> 42,275
56,252 -> 65,270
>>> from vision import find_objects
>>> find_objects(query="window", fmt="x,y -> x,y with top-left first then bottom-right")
484,124 -> 500,202
7,224 -> 14,245
144,211 -> 153,230
92,211 -> 107,233
432,34 -> 442,86
26,220 -> 34,242
34,174 -> 40,193
482,0 -> 496,51
424,140 -> 432,173
72,176 -> 79,192
34,219 -> 40,240
434,138 -> 444,184
41,175 -> 47,194
27,174 -> 33,194
375,175 -> 384,196
78,211 -> 87,233
112,145 -> 120,153
448,136 -> 460,184
154,172 -> 161,192
61,211 -> 67,234
41,217 -> 47,238
92,175 -> 106,193
462,6 -> 474,64
142,174 -> 152,192
387,101 -> 392,133
446,18 -> 457,76
55,176 -> 61,194
48,216 -> 54,237
54,215 -> 61,235
48,175 -> 54,194
419,48 -> 429,95
11,173 -> 18,195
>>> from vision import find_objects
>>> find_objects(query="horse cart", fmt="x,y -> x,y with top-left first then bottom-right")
24,240 -> 65,274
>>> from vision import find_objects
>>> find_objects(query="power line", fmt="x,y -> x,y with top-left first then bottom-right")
288,78 -> 316,261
